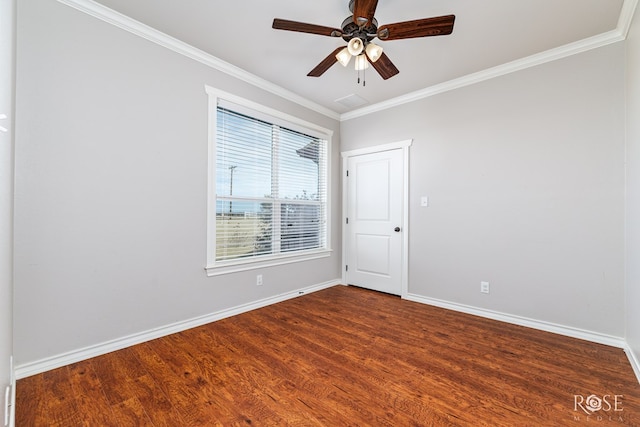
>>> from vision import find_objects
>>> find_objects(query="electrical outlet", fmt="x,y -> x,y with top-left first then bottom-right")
256,274 -> 263,286
480,281 -> 490,294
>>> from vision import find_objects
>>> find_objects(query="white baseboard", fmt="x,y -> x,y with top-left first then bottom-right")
404,293 -> 627,349
15,279 -> 342,379
16,283 -> 636,385
624,344 -> 640,384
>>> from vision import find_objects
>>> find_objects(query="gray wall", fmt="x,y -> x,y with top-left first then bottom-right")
626,5 -> 640,370
14,0 -> 341,366
341,43 -> 626,337
1,0 -> 15,423
14,0 -> 636,372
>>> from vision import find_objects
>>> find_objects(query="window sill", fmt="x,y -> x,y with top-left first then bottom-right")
205,249 -> 332,277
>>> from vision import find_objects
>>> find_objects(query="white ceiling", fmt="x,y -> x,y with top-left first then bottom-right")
89,0 -> 626,116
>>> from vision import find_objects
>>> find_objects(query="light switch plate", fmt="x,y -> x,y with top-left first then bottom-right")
420,196 -> 429,207
480,281 -> 490,294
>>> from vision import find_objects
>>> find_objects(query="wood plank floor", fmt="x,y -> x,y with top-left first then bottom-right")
16,285 -> 640,426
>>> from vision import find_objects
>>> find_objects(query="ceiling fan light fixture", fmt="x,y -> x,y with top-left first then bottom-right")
336,47 -> 352,67
354,54 -> 369,71
347,37 -> 364,56
272,2 -> 455,82
365,42 -> 383,63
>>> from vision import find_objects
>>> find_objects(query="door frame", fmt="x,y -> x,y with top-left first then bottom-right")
341,139 -> 412,298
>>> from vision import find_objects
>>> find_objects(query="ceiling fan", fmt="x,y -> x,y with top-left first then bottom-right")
272,0 -> 455,82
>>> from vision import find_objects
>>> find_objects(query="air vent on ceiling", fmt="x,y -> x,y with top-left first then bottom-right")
334,94 -> 369,109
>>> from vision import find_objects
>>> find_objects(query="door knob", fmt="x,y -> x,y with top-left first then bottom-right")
394,227 -> 401,232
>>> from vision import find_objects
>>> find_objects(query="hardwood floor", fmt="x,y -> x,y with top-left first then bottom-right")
16,285 -> 640,426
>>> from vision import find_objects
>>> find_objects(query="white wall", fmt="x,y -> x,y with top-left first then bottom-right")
342,43 -> 626,338
13,0 -> 341,368
0,0 -> 15,423
625,4 -> 640,375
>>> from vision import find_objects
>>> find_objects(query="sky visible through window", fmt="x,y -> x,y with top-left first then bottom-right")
216,108 -> 320,214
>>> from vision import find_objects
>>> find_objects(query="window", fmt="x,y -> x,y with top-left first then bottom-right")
206,88 -> 332,275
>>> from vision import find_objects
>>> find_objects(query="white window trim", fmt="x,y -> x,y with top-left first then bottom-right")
205,86 -> 333,276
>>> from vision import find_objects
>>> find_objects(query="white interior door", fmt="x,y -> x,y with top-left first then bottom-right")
345,148 -> 405,295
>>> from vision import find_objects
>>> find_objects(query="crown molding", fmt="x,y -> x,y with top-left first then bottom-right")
619,0 -> 640,36
341,0 -> 638,121
56,0 -> 637,123
55,0 -> 341,121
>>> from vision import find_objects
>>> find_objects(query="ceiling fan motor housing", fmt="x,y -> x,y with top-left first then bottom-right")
340,16 -> 378,44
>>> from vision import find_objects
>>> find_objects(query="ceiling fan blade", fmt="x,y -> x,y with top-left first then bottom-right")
307,47 -> 345,77
377,15 -> 455,40
369,52 -> 399,80
352,0 -> 378,26
273,18 -> 343,37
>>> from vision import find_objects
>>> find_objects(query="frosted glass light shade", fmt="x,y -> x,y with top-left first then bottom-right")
354,54 -> 369,70
347,38 -> 364,56
336,47 -> 351,67
365,42 -> 383,63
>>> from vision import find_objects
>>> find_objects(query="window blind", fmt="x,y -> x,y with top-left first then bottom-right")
215,106 -> 327,262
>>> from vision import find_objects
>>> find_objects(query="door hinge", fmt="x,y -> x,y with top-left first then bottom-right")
346,217 -> 348,224
345,265 -> 348,272
346,170 -> 349,177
